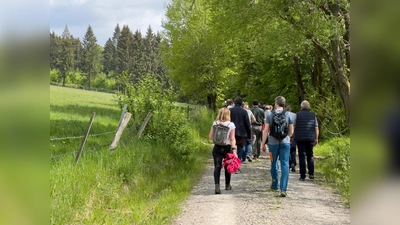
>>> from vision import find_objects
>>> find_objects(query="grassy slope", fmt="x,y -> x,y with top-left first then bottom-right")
50,85 -> 211,224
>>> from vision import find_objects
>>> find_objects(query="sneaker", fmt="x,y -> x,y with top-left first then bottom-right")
225,184 -> 232,190
246,155 -> 253,162
309,175 -> 314,179
299,177 -> 305,181
235,169 -> 241,174
270,188 -> 279,192
279,192 -> 287,197
291,164 -> 296,172
215,184 -> 221,194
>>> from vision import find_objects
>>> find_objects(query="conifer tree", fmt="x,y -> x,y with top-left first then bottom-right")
81,25 -> 101,90
57,25 -> 75,86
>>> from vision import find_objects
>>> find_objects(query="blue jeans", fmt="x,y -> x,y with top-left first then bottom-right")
245,139 -> 252,159
268,143 -> 290,192
237,145 -> 246,162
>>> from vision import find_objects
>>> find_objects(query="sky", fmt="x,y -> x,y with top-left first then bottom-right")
50,0 -> 172,46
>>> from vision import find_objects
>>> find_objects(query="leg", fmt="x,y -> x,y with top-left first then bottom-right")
212,146 -> 224,185
306,141 -> 315,177
245,139 -> 253,162
255,126 -> 262,158
268,144 -> 279,190
279,143 -> 290,192
237,145 -> 246,163
297,142 -> 307,180
290,145 -> 297,172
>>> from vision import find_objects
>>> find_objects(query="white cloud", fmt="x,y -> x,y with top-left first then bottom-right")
50,0 -> 171,44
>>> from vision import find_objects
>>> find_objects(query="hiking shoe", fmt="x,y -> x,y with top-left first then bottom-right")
299,177 -> 305,181
235,169 -> 241,174
215,184 -> 221,194
270,188 -> 279,192
246,155 -> 253,162
309,175 -> 314,179
291,164 -> 296,172
225,184 -> 232,190
278,192 -> 287,197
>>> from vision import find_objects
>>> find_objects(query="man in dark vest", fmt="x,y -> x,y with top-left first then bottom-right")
293,100 -> 319,181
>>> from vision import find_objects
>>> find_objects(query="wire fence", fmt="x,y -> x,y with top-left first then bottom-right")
50,131 -> 116,141
321,121 -> 349,136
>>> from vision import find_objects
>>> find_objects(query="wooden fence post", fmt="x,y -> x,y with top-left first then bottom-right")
116,104 -> 128,130
186,105 -> 189,120
75,112 -> 96,165
109,112 -> 132,151
125,115 -> 139,144
136,112 -> 153,140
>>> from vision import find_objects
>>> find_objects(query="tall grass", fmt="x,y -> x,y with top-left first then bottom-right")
314,137 -> 350,206
50,85 -> 215,224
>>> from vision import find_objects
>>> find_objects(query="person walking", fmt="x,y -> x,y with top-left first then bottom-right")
250,99 -> 265,160
294,100 -> 319,181
262,96 -> 294,197
243,102 -> 256,162
229,97 -> 252,167
285,104 -> 297,172
209,108 -> 237,194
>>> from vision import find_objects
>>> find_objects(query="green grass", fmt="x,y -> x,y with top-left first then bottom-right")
314,137 -> 350,206
50,85 -> 212,224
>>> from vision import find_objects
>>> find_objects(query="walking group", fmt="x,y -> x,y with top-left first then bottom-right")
209,96 -> 319,197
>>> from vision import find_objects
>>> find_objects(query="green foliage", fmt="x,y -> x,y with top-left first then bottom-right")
50,69 -> 59,83
50,85 -> 214,224
116,74 -> 198,159
315,137 -> 350,205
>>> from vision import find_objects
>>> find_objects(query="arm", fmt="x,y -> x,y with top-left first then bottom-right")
209,126 -> 214,140
314,126 -> 319,146
251,115 -> 256,123
261,123 -> 270,152
230,129 -> 238,158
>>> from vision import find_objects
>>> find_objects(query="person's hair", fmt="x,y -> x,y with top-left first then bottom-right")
234,96 -> 243,106
252,99 -> 259,106
217,107 -> 231,122
275,96 -> 286,107
243,102 -> 249,109
226,99 -> 233,106
301,100 -> 310,110
284,104 -> 291,112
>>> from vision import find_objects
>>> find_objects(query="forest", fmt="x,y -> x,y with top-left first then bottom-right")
50,0 -> 350,135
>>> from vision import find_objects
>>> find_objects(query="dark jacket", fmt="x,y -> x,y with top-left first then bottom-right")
294,109 -> 317,142
250,106 -> 265,126
229,104 -> 251,139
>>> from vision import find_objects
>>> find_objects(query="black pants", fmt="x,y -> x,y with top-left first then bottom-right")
297,141 -> 315,178
289,145 -> 297,167
212,145 -> 232,185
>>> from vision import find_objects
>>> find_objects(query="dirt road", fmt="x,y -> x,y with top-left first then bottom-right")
172,151 -> 350,225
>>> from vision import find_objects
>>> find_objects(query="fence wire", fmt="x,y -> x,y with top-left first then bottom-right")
321,122 -> 349,135
50,131 -> 116,141
50,143 -> 110,159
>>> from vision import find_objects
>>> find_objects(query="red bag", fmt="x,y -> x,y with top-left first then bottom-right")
222,153 -> 241,173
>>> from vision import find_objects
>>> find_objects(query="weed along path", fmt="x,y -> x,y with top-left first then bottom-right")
172,151 -> 350,225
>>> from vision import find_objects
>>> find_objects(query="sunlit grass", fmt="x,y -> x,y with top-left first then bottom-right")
50,85 -> 213,224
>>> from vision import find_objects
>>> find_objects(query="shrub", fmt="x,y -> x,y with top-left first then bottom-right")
116,74 -> 197,160
317,137 -> 350,205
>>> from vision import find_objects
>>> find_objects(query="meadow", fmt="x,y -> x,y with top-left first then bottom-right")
50,85 -> 214,224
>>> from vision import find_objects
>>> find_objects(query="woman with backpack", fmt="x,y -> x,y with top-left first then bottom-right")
209,107 -> 238,194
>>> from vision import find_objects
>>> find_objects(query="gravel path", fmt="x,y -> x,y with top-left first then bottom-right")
172,151 -> 350,225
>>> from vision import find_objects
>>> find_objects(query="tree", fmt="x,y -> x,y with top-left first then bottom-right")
50,31 -> 60,70
80,25 -> 102,90
112,24 -> 121,75
102,38 -> 115,75
57,25 -> 75,86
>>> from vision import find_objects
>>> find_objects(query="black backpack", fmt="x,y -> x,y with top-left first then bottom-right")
212,122 -> 231,146
270,110 -> 288,140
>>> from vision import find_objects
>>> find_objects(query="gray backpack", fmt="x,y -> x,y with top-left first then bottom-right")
212,122 -> 231,146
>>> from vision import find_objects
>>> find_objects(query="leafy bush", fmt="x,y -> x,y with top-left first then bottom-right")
50,69 -> 60,83
116,74 -> 197,160
316,137 -> 350,205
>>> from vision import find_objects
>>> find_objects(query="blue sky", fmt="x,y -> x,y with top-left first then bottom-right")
50,0 -> 171,45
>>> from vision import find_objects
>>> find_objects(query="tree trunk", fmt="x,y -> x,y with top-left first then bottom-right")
207,93 -> 217,112
313,39 -> 350,128
293,55 -> 305,104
